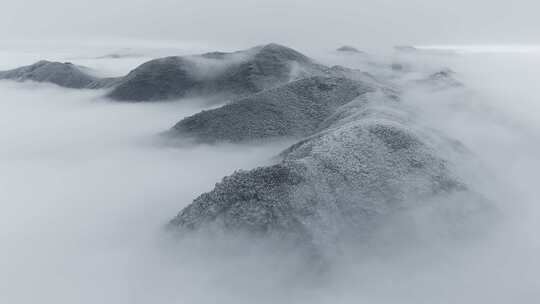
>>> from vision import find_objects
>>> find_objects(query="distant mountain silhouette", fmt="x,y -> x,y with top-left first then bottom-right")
108,43 -> 329,101
0,60 -> 119,89
336,45 -> 363,53
0,44 -> 335,103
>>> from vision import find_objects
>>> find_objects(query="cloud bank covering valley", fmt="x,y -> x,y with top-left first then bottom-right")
1,39 -> 540,304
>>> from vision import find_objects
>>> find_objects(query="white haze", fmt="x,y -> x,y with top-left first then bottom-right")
2,0 -> 540,48
1,43 -> 540,303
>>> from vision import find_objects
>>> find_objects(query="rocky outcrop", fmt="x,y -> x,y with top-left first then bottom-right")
169,76 -> 375,143
0,60 -> 119,89
107,43 -> 329,102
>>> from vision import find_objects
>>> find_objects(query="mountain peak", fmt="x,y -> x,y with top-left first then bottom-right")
337,45 -> 361,53
252,43 -> 312,64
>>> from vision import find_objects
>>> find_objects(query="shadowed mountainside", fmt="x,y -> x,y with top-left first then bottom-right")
170,90 -> 488,256
107,43 -> 329,101
169,76 -> 375,143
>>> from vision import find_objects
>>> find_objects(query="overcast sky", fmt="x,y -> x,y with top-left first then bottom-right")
2,0 -> 540,49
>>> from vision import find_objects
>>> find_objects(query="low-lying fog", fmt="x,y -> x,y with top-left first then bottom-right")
1,43 -> 540,303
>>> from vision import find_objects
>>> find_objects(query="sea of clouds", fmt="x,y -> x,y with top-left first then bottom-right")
1,41 -> 540,303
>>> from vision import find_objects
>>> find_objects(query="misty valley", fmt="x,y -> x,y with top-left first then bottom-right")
1,41 -> 540,304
